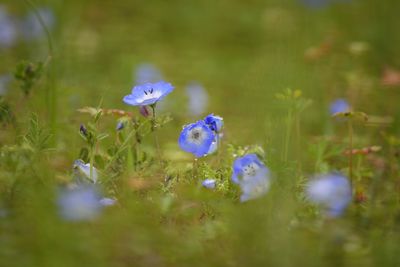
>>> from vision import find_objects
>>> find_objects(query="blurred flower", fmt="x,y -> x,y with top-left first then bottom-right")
134,63 -> 163,84
139,105 -> 151,117
381,67 -> 400,87
123,81 -> 174,106
329,99 -> 350,115
79,124 -> 88,136
204,114 -> 223,133
348,41 -> 370,56
99,197 -> 117,206
58,186 -> 102,221
300,0 -> 330,8
116,121 -> 124,131
21,7 -> 55,41
307,173 -> 352,217
0,74 -> 11,96
300,0 -> 352,9
207,135 -> 219,155
73,159 -> 98,184
186,82 -> 208,116
232,154 -> 270,202
0,6 -> 17,48
202,179 -> 216,189
178,120 -> 216,158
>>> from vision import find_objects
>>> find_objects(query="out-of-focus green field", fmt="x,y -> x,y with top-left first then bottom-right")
1,0 -> 400,266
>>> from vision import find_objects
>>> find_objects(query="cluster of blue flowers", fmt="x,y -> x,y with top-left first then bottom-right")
0,5 -> 55,49
179,114 -> 223,158
65,74 -> 355,221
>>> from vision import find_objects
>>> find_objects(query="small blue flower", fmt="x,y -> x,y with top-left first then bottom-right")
99,197 -> 117,207
307,173 -> 352,217
123,81 -> 174,106
186,82 -> 208,116
204,114 -> 223,132
58,186 -> 102,221
232,154 -> 270,202
134,63 -> 163,84
0,6 -> 17,48
202,179 -> 216,189
116,121 -> 124,131
178,120 -> 216,158
73,159 -> 98,184
21,7 -> 55,41
330,99 -> 350,115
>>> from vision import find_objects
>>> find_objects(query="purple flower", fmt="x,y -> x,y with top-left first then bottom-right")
202,179 -> 216,189
123,81 -> 174,106
0,6 -> 17,48
232,154 -> 270,202
134,63 -> 163,84
99,198 -> 117,206
204,114 -> 223,132
58,186 -> 102,221
307,173 -> 352,217
21,7 -> 55,41
186,82 -> 208,116
73,159 -> 98,184
178,120 -> 216,158
329,98 -> 350,115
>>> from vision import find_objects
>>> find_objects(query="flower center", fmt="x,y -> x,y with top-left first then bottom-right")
188,127 -> 206,145
242,163 -> 260,177
143,88 -> 154,95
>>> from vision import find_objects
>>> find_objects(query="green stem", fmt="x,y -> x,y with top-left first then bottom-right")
89,145 -> 95,182
150,104 -> 162,165
24,0 -> 57,141
348,119 -> 353,189
283,109 -> 293,162
24,0 -> 54,56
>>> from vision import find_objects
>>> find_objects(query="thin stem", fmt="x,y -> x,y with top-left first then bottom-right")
283,109 -> 293,162
348,119 -> 353,189
150,104 -> 162,166
24,0 -> 54,56
89,145 -> 95,182
192,158 -> 198,180
24,0 -> 57,141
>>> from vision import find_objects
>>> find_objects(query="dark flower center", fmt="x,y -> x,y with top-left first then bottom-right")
143,88 -> 154,95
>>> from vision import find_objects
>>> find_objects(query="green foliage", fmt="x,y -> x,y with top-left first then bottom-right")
14,61 -> 44,96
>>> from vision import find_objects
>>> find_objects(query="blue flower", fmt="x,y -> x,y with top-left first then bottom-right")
99,197 -> 117,206
231,154 -> 270,202
202,179 -> 216,189
307,173 -> 352,217
123,81 -> 174,106
21,7 -> 55,41
0,6 -> 17,48
73,159 -> 98,184
134,63 -> 163,84
330,99 -> 350,115
178,120 -> 216,158
186,82 -> 208,116
204,114 -> 223,132
116,121 -> 124,131
58,186 -> 102,221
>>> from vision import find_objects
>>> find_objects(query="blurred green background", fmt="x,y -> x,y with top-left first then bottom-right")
2,0 -> 400,266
